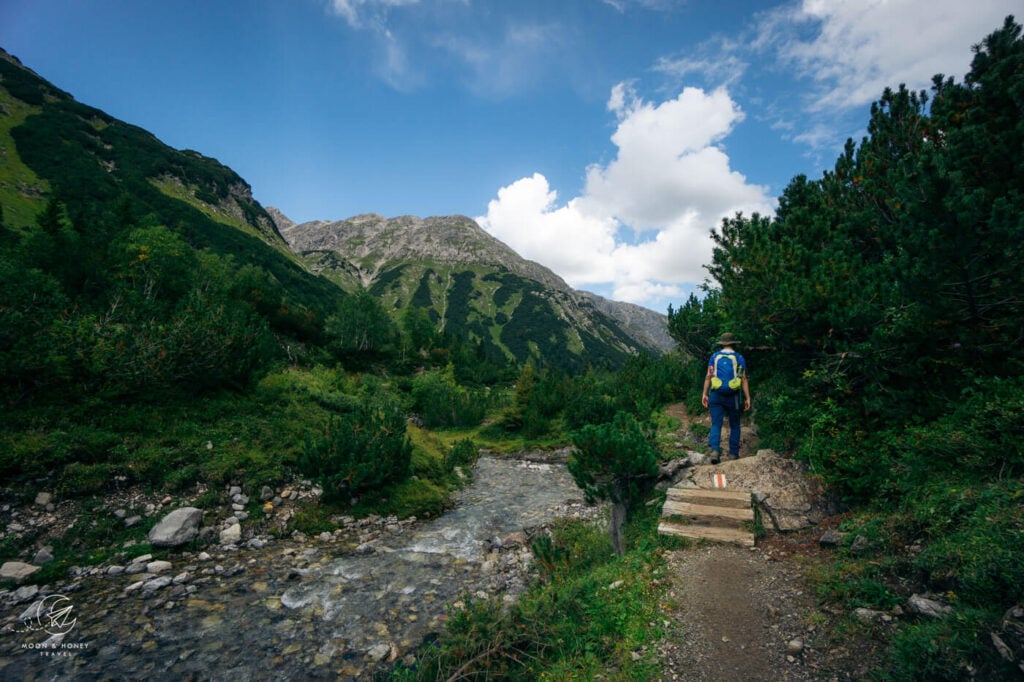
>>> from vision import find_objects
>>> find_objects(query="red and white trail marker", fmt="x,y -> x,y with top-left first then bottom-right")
712,473 -> 728,489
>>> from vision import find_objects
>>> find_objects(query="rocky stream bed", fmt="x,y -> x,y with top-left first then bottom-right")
0,456 -> 597,681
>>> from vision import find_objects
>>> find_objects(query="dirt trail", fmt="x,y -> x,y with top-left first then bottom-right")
656,404 -> 879,680
659,544 -> 822,681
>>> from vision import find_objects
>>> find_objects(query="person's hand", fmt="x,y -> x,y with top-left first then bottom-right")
701,394 -> 709,408
744,396 -> 751,411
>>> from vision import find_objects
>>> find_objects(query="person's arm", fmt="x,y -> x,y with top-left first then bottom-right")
701,365 -> 713,408
742,374 -> 751,411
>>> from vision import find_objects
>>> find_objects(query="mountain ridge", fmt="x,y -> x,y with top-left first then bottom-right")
269,208 -> 674,355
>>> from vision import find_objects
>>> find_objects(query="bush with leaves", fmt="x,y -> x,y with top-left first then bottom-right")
299,397 -> 412,504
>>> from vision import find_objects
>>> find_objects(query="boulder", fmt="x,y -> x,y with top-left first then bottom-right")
1,561 -> 41,584
148,507 -> 204,547
691,449 -> 832,531
819,529 -> 847,548
219,523 -> 242,545
32,546 -> 55,564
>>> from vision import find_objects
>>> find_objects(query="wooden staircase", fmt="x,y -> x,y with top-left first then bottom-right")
658,486 -> 755,547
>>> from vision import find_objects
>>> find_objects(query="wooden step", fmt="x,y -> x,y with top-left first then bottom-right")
661,500 -> 753,527
658,520 -> 755,547
666,487 -> 752,508
659,484 -> 756,546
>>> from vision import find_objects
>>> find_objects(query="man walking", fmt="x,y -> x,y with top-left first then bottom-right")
701,333 -> 751,464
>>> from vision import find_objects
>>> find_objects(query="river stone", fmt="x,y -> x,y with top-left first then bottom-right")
149,507 -> 204,547
32,546 -> 54,564
147,560 -> 173,574
220,523 -> 241,545
143,576 -> 173,591
12,584 -> 40,603
366,642 -> 397,662
1,561 -> 41,584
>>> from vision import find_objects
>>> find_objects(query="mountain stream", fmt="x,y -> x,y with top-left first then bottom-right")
2,456 -> 592,680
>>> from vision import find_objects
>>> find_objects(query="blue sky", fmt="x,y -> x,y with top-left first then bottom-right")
0,0 -> 1017,313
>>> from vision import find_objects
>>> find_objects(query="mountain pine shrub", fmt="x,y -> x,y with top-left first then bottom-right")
299,397 -> 412,504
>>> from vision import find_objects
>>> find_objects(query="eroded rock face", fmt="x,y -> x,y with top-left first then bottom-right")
688,449 -> 833,531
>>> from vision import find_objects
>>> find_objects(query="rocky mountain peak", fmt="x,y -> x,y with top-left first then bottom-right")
270,209 -> 573,294
268,208 -> 674,353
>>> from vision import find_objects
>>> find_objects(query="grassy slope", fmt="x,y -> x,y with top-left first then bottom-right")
0,88 -> 47,229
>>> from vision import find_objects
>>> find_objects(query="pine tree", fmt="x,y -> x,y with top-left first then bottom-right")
569,411 -> 659,556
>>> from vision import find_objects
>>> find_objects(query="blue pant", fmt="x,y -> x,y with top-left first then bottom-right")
708,391 -> 742,455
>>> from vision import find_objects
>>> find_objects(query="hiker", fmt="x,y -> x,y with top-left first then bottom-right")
701,332 -> 751,464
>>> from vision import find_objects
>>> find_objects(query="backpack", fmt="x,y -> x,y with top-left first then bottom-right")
710,350 -> 743,395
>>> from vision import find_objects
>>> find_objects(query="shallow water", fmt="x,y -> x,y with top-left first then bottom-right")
0,457 -> 589,680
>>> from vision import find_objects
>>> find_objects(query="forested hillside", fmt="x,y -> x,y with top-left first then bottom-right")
669,17 -> 1024,679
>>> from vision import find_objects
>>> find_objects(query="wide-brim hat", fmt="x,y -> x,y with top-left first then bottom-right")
715,332 -> 741,346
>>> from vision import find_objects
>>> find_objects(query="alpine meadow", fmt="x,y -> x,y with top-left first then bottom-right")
1,16 -> 1023,681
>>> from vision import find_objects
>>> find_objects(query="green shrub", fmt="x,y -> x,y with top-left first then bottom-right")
563,387 -> 617,430
299,398 -> 412,504
165,464 -> 201,491
382,477 -> 447,519
906,481 -> 1024,605
409,366 -> 488,428
446,438 -> 479,472
127,445 -> 177,487
287,505 -> 336,536
888,607 -> 1013,681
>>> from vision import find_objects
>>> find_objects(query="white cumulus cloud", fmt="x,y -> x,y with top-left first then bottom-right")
477,85 -> 773,308
767,0 -> 1021,110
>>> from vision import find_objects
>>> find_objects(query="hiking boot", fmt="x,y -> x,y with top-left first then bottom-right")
710,450 -> 721,464
727,453 -> 740,461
